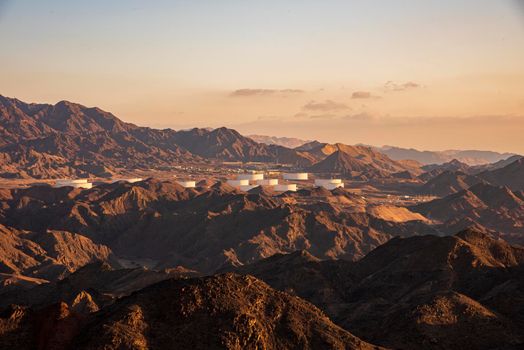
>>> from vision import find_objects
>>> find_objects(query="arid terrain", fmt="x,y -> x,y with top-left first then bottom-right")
1,96 -> 523,349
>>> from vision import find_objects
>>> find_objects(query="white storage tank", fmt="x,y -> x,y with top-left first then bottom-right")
322,183 -> 345,190
283,173 -> 308,180
256,179 -> 279,186
237,173 -> 264,181
227,179 -> 250,187
54,179 -> 92,189
239,185 -> 259,192
315,179 -> 342,186
315,179 -> 344,189
112,177 -> 143,184
176,180 -> 196,188
274,184 -> 298,192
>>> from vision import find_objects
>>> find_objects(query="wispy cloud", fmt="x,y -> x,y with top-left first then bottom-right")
256,115 -> 283,121
384,81 -> 421,92
381,114 -> 524,126
351,91 -> 381,99
302,100 -> 349,112
341,113 -> 375,121
230,89 -> 304,97
309,114 -> 338,120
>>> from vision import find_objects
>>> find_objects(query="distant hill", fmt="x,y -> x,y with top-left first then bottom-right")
417,170 -> 485,197
478,157 -> 524,191
172,127 -> 315,166
421,159 -> 472,173
248,134 -> 312,148
472,155 -> 523,173
0,95 -> 195,178
412,183 -> 524,244
378,145 -> 516,166
307,143 -> 420,179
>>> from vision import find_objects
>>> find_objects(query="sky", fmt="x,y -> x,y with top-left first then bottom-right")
1,0 -> 524,153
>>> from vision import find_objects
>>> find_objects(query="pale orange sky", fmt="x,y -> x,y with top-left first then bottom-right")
1,0 -> 524,153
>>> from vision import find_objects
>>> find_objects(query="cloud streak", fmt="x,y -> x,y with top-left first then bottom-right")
351,91 -> 381,99
230,88 -> 304,97
342,113 -> 375,121
302,100 -> 349,112
308,114 -> 338,120
384,81 -> 421,92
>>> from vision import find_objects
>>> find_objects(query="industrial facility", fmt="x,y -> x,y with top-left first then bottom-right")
225,172 -> 298,192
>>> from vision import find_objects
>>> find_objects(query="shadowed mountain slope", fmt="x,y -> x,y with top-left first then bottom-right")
417,170 -> 485,197
479,157 -> 524,191
74,273 -> 381,350
232,230 -> 524,350
0,274 -> 382,350
412,183 -> 524,244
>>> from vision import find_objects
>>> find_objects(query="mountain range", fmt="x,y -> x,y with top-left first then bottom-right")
416,157 -> 524,196
377,145 -> 516,166
245,133 -> 518,166
248,134 -> 312,149
0,96 -> 324,178
6,95 -> 518,181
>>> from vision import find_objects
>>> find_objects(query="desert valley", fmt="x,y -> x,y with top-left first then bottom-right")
0,95 -> 523,349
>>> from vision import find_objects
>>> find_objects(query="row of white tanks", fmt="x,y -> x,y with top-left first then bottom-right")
227,173 -> 298,192
226,172 -> 343,192
53,173 -> 344,192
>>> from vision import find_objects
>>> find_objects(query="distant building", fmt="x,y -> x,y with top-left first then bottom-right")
112,177 -> 143,183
